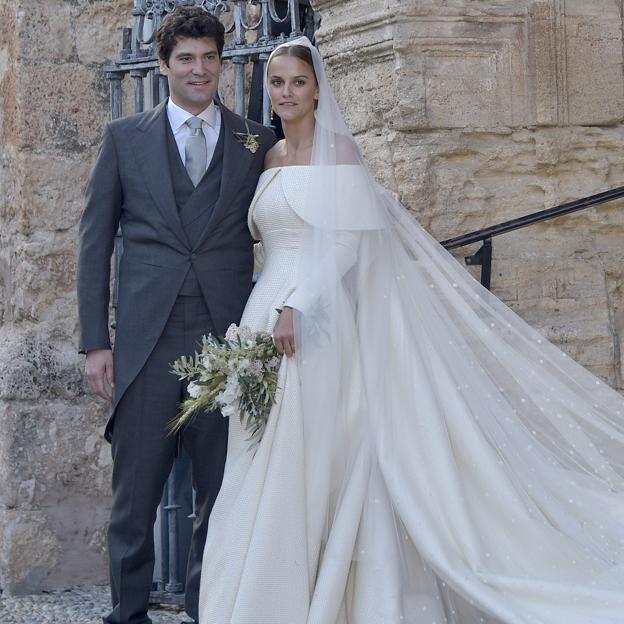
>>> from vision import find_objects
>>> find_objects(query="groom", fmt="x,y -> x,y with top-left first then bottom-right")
77,7 -> 274,624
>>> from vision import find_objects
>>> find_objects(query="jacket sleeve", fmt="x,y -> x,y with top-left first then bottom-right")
77,123 -> 123,354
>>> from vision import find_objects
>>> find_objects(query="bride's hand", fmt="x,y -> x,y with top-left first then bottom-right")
273,306 -> 295,357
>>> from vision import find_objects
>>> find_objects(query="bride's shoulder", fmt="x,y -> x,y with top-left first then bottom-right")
264,140 -> 287,171
334,136 -> 360,165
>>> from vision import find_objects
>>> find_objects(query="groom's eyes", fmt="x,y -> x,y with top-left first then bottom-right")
176,54 -> 217,63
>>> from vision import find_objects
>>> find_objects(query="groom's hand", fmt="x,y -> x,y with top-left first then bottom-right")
273,306 -> 295,357
85,349 -> 115,401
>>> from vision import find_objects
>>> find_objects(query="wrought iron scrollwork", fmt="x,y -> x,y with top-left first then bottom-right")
120,0 -> 311,66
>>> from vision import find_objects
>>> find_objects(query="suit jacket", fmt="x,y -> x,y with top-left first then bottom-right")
77,100 -> 275,440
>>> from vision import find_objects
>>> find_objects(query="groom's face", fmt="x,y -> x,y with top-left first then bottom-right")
159,37 -> 222,115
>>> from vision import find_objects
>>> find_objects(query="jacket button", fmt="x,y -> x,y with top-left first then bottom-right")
190,253 -> 196,259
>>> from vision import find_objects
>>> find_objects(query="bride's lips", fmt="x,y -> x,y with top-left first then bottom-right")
279,101 -> 297,107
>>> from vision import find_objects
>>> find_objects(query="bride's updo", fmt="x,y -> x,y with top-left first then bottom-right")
268,44 -> 318,84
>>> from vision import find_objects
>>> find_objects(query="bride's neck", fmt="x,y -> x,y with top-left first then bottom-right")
281,115 -> 315,158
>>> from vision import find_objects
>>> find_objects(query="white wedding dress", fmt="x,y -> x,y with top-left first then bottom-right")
198,165 -> 624,624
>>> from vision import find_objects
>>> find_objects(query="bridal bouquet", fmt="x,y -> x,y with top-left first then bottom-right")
170,324 -> 281,447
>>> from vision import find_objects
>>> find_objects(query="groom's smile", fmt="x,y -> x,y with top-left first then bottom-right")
159,36 -> 222,115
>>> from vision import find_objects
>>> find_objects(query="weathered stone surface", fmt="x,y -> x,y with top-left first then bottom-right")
0,510 -> 62,595
0,0 -> 130,595
313,0 -> 624,389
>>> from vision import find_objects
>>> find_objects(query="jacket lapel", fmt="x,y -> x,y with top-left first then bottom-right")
131,101 -> 190,248
198,106 -> 256,242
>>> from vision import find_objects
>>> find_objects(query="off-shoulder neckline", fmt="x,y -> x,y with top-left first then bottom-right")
262,165 -> 310,174
261,164 -> 362,174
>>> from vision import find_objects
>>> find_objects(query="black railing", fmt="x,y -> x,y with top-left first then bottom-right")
440,185 -> 624,290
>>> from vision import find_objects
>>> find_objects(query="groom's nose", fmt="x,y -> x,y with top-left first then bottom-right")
191,61 -> 207,75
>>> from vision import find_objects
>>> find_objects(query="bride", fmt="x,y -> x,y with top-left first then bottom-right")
198,37 -> 624,623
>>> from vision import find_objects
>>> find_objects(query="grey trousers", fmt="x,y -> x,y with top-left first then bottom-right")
104,296 -> 228,624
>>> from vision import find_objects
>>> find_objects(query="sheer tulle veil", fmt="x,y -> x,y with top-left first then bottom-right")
267,37 -> 624,621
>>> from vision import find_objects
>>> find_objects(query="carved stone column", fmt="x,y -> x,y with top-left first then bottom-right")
312,0 -> 624,387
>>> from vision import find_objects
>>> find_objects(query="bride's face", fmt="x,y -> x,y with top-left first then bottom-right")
267,55 -> 319,123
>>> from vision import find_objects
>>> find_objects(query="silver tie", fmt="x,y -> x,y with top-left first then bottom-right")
184,116 -> 207,186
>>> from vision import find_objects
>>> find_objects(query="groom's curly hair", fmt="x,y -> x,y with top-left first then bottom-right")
156,7 -> 225,64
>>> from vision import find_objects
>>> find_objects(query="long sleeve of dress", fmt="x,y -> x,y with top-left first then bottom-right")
283,230 -> 360,314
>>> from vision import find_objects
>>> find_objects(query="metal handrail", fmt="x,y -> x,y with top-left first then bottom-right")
441,185 -> 624,249
438,185 -> 624,289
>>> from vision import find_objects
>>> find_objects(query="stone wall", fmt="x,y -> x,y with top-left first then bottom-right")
0,0 -> 132,594
313,0 -> 624,387
0,0 -> 623,596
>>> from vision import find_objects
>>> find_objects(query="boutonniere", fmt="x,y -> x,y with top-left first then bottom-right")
233,121 -> 260,154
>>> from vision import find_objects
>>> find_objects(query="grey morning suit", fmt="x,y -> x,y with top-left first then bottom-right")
77,100 -> 274,624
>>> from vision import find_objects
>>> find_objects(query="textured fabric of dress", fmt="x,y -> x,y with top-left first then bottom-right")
198,167 -> 312,623
198,165 -> 624,624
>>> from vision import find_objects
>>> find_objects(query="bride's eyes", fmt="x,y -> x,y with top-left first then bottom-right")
270,78 -> 308,87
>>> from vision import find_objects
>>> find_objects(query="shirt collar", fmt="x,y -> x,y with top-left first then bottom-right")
167,97 -> 219,131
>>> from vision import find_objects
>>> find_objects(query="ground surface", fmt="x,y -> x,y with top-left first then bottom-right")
0,585 -> 185,623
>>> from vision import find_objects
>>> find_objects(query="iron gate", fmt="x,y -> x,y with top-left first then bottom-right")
104,0 -> 317,606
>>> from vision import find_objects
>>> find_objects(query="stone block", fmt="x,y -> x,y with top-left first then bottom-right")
74,1 -> 133,65
0,388 -> 111,593
0,510 -> 62,595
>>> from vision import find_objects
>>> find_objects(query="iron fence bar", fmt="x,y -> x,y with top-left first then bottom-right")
441,185 -> 624,250
289,0 -> 301,35
158,71 -> 169,103
260,54 -> 271,125
164,458 -> 183,593
108,72 -> 124,121
260,0 -> 270,41
233,0 -> 245,45
233,56 -> 247,115
464,237 -> 492,289
131,70 -> 147,113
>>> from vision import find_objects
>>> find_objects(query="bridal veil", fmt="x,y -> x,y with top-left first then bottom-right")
271,37 -> 624,622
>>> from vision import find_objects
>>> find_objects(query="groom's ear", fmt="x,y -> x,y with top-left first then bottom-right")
159,57 -> 170,75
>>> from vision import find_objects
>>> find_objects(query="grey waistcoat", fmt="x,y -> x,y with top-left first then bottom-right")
166,121 -> 225,295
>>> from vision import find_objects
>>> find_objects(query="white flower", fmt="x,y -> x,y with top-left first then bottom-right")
249,360 -> 263,377
187,381 -> 201,399
237,325 -> 254,343
217,375 -> 241,410
225,323 -> 239,342
220,402 -> 239,418
201,351 -> 215,365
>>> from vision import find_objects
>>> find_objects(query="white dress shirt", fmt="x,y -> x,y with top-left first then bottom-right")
166,97 -> 222,172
